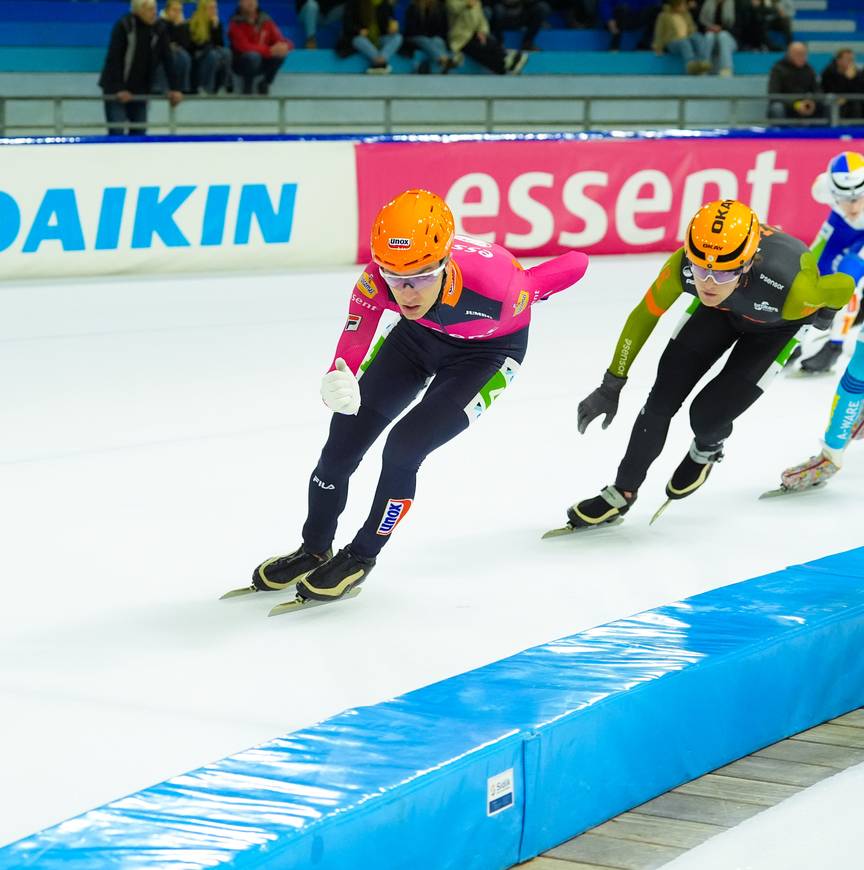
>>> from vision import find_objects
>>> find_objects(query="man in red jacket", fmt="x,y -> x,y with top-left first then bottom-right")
228,0 -> 293,94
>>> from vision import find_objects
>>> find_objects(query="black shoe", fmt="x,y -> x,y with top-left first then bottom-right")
297,546 -> 375,601
252,545 -> 332,591
256,79 -> 270,95
666,441 -> 724,500
800,341 -> 842,374
567,485 -> 636,528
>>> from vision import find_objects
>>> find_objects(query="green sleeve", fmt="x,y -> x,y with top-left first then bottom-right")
782,251 -> 855,321
606,248 -> 686,378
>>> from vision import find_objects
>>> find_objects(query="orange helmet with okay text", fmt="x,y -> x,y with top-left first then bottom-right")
371,189 -> 455,273
686,199 -> 760,271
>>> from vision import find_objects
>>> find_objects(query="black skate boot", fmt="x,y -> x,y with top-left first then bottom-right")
252,545 -> 333,591
542,485 -> 636,537
800,341 -> 842,374
666,440 -> 724,500
296,546 -> 375,602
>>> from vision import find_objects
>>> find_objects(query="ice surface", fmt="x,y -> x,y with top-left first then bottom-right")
0,255 -> 860,849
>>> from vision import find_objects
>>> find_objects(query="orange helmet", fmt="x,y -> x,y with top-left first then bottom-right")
370,189 -> 455,273
686,199 -> 760,270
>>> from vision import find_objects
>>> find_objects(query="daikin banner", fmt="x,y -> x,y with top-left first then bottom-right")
355,138 -> 847,261
0,140 -> 357,279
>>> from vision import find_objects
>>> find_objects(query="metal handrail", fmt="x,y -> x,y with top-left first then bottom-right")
1,91 -> 862,136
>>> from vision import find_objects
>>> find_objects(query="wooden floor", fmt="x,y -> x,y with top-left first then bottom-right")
519,708 -> 864,870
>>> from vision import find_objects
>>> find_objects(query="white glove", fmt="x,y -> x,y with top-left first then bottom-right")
321,358 -> 360,415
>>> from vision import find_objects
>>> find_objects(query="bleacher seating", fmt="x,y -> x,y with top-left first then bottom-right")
0,0 -> 859,77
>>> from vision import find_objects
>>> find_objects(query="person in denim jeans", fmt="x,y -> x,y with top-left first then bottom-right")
297,0 -> 346,48
98,0 -> 183,136
229,0 -> 292,94
652,0 -> 709,74
154,0 -> 192,93
403,0 -> 455,73
189,0 -> 233,92
698,0 -> 737,76
338,0 -> 403,73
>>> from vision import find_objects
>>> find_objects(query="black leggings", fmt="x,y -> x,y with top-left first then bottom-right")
615,303 -> 804,493
302,319 -> 527,558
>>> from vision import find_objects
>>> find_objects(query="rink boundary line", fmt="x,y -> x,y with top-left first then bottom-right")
2,547 -> 864,868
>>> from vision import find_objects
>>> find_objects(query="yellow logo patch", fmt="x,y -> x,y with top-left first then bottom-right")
358,272 -> 378,299
513,290 -> 530,317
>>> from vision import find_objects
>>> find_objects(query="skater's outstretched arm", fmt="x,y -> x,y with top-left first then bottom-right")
577,250 -> 685,433
519,251 -> 589,304
782,251 -> 855,322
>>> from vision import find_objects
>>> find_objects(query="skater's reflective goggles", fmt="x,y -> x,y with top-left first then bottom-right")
688,262 -> 746,284
378,259 -> 448,289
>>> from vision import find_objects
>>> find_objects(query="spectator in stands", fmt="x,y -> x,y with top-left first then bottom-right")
697,0 -> 737,76
736,0 -> 791,52
156,0 -> 193,93
402,0 -> 457,73
189,0 -> 233,93
447,0 -> 527,73
297,0 -> 346,49
489,0 -> 551,53
337,0 -> 403,73
599,0 -> 660,53
652,0 -> 710,74
229,0 -> 292,94
820,48 -> 864,120
768,41 -> 820,120
98,0 -> 183,136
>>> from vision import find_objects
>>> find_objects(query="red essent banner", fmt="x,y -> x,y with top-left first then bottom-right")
355,138 -> 847,261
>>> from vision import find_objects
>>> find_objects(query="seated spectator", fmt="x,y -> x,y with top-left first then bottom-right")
229,0 -> 292,94
337,0 -> 403,73
297,0 -> 346,49
402,0 -> 457,73
821,48 -> 864,120
768,41 -> 820,120
98,0 -> 183,136
652,0 -> 710,74
599,0 -> 660,53
447,0 -> 527,73
489,0 -> 550,53
155,0 -> 193,93
189,0 -> 233,93
736,0 -> 778,52
698,0 -> 737,76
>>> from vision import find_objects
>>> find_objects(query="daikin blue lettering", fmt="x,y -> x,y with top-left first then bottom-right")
0,183 -> 298,253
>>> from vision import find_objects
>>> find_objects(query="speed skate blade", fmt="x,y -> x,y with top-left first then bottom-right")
220,580 -> 298,600
759,481 -> 828,500
541,517 -> 623,539
649,499 -> 673,525
268,587 -> 362,617
220,585 -> 258,600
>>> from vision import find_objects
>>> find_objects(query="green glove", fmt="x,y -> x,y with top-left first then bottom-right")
782,251 -> 855,320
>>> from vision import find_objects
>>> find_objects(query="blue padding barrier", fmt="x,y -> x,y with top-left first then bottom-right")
2,547 -> 864,869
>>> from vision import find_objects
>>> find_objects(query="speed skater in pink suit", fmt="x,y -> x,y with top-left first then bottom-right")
235,189 -> 589,612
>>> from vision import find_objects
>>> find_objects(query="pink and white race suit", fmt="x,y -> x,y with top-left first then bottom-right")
330,237 -> 589,372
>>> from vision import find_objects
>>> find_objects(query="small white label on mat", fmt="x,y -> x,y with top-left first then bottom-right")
487,768 -> 514,816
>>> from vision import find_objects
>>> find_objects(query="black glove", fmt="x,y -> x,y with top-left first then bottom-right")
577,371 -> 627,433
